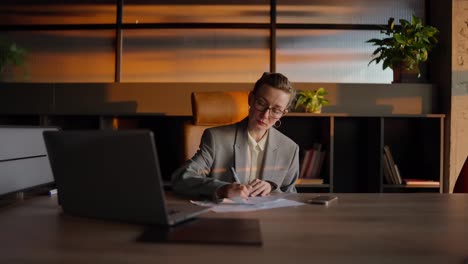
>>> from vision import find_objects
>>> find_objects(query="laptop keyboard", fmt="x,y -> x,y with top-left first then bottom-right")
166,203 -> 210,224
167,209 -> 181,215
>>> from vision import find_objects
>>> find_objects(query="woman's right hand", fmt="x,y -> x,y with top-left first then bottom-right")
216,183 -> 252,199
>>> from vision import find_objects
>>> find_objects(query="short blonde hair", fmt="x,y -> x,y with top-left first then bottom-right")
252,72 -> 296,108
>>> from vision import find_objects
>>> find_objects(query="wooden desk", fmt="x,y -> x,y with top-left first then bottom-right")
0,194 -> 467,264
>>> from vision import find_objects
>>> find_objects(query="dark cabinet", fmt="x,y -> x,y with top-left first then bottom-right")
280,113 -> 444,193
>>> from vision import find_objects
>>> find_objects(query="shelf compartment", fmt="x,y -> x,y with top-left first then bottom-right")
383,117 -> 442,184
334,117 -> 381,193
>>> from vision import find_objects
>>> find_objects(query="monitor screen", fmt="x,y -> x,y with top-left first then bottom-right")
0,126 -> 57,197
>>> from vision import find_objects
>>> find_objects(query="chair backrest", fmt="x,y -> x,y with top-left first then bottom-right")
453,155 -> 468,193
183,91 -> 249,161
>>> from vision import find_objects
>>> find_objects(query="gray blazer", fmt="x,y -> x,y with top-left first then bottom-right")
171,118 -> 299,200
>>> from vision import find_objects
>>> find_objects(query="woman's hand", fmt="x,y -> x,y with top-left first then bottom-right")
248,179 -> 272,197
216,183 -> 252,200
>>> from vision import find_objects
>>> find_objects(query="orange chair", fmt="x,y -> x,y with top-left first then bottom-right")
182,91 -> 250,162
453,155 -> 468,193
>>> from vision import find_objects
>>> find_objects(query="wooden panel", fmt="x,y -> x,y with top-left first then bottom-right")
295,83 -> 437,115
52,83 -> 253,116
0,83 -> 53,114
0,83 -> 437,116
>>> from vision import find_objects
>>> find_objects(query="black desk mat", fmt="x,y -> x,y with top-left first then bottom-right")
137,218 -> 262,246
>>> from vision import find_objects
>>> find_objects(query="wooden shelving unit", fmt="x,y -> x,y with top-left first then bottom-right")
280,113 -> 445,193
0,113 -> 445,193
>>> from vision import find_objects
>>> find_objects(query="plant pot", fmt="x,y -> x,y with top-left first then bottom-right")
294,104 -> 322,114
310,105 -> 322,114
392,62 -> 420,83
392,62 -> 403,83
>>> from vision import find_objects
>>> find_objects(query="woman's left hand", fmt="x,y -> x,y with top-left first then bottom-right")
248,179 -> 272,197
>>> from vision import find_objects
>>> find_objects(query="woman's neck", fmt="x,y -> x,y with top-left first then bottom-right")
247,127 -> 267,142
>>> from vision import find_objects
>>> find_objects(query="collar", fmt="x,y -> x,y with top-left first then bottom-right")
247,130 -> 268,151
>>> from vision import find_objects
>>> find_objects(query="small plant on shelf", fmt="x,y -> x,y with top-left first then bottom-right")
294,87 -> 329,114
0,36 -> 27,81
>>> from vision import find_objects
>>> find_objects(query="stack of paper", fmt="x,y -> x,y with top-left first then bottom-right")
191,194 -> 304,213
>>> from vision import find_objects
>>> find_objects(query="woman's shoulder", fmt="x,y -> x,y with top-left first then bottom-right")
206,122 -> 237,133
270,128 -> 298,148
204,122 -> 241,140
206,118 -> 247,134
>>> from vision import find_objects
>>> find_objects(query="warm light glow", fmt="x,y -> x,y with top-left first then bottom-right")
4,31 -> 115,82
124,4 -> 269,23
376,97 -> 422,114
0,4 -> 116,24
121,29 -> 270,82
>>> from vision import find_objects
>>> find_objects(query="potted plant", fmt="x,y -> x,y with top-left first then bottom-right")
367,15 -> 439,82
0,37 -> 27,81
294,87 -> 329,113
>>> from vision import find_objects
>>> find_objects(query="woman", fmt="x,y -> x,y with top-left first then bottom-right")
171,72 -> 299,200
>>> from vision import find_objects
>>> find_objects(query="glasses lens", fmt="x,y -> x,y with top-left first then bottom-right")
270,109 -> 284,118
254,99 -> 267,112
254,98 -> 284,118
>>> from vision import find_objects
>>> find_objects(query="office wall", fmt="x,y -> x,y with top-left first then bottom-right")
451,0 -> 468,192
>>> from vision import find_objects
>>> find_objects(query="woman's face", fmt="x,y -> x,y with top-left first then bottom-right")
247,84 -> 291,132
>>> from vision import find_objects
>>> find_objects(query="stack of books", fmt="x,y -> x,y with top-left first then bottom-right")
297,143 -> 325,185
383,145 -> 402,185
383,145 -> 439,187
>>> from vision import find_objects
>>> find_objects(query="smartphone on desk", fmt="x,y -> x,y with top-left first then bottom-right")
307,195 -> 338,206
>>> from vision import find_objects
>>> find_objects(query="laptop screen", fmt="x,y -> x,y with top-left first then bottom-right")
43,130 -> 172,225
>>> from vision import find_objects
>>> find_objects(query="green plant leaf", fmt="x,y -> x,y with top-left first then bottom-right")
294,88 -> 330,112
0,37 -> 27,78
365,15 -> 439,78
388,17 -> 395,30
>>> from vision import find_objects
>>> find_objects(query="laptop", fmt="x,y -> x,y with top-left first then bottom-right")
43,129 -> 210,226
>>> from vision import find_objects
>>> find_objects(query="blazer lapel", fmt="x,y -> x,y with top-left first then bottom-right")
233,119 -> 249,184
261,128 -> 281,183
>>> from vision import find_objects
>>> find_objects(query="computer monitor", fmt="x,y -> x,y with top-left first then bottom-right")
0,126 -> 57,197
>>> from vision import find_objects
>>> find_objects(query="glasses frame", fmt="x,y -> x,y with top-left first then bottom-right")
253,96 -> 287,119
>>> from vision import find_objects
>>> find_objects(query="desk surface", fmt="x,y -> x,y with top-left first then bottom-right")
0,193 -> 467,264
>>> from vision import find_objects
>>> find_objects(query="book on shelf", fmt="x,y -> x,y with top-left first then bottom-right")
295,178 -> 324,185
299,143 -> 326,180
382,151 -> 394,184
299,148 -> 313,179
394,164 -> 402,185
403,179 -> 440,187
383,145 -> 402,184
311,149 -> 326,179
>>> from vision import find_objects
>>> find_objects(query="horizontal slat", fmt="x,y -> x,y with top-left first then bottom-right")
0,127 -> 57,160
0,157 -> 54,195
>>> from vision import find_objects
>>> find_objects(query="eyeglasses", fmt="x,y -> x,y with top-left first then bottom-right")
253,97 -> 286,119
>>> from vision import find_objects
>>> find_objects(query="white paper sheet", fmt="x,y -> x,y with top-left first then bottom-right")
190,194 -> 305,213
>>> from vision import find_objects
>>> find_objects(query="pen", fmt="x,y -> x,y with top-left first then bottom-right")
230,167 -> 241,184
